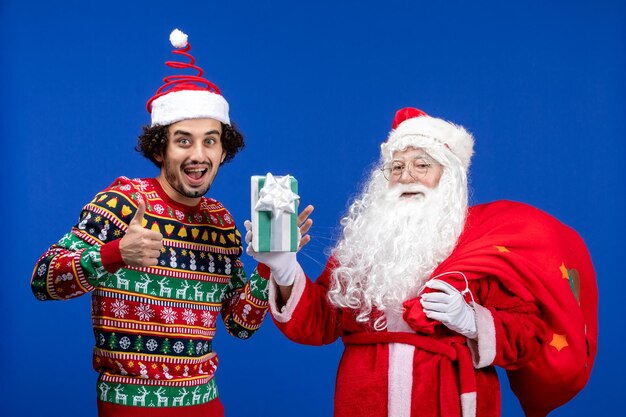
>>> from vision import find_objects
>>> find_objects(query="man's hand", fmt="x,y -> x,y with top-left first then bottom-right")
119,199 -> 163,267
420,279 -> 478,339
244,220 -> 298,286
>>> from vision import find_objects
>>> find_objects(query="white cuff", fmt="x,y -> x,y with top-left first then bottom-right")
269,264 -> 306,323
467,302 -> 496,368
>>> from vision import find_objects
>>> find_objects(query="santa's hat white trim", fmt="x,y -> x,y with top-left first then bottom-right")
383,115 -> 474,171
150,89 -> 230,126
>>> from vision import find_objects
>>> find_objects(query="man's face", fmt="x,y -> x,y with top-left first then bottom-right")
155,118 -> 226,205
387,147 -> 443,191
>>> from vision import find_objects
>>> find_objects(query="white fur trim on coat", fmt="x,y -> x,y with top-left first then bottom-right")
461,392 -> 477,417
150,89 -> 230,126
269,264 -> 306,323
467,302 -> 496,368
386,310 -> 415,417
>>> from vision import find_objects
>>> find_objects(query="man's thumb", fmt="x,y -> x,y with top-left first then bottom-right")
131,199 -> 146,226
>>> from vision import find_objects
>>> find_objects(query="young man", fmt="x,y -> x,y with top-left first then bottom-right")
247,107 -> 597,417
32,29 -> 279,417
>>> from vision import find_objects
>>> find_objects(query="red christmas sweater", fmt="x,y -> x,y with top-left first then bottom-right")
267,200 -> 597,417
31,177 -> 270,416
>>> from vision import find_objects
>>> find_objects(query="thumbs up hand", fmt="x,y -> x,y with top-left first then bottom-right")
119,199 -> 163,267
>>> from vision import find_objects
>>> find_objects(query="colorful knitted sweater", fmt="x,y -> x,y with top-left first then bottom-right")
31,176 -> 269,411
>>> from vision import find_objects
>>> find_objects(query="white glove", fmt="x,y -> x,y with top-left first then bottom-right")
244,220 -> 298,286
420,279 -> 478,339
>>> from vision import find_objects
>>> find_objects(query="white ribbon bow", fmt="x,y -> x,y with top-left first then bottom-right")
254,173 -> 300,216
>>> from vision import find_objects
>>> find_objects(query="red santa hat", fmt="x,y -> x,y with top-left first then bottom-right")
382,107 -> 474,171
147,29 -> 230,127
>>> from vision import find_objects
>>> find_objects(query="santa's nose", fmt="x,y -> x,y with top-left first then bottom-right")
397,168 -> 417,184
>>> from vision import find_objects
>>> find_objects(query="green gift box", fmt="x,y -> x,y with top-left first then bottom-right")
251,174 -> 299,252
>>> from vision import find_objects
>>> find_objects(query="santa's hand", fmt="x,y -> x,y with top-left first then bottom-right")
420,279 -> 477,339
119,199 -> 163,267
244,220 -> 298,286
297,204 -> 314,250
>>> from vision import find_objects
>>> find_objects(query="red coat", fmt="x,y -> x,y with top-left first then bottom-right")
268,201 -> 597,417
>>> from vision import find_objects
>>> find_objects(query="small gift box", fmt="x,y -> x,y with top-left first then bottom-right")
251,173 -> 299,252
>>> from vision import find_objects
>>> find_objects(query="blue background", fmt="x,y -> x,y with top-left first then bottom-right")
1,1 -> 623,416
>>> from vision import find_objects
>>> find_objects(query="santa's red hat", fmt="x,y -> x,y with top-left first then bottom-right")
147,29 -> 230,127
382,107 -> 474,171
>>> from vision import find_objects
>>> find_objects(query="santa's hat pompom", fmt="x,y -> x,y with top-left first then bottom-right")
169,29 -> 188,48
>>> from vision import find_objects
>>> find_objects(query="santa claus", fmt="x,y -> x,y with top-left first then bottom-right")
246,107 -> 597,417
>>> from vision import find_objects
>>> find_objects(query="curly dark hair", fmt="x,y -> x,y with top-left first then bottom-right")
136,121 -> 245,167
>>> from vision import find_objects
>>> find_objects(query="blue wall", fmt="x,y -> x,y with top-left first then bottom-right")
1,1 -> 623,416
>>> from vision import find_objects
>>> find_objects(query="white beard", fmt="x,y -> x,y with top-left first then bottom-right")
328,162 -> 468,330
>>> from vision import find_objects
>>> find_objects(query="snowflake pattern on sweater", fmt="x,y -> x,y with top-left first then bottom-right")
31,177 -> 269,409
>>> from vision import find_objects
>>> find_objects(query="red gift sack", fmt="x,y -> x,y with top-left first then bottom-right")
405,200 -> 597,416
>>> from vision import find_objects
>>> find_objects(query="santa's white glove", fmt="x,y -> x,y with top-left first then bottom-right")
420,279 -> 478,339
244,220 -> 298,286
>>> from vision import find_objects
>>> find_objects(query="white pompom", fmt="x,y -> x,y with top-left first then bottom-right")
169,29 -> 188,48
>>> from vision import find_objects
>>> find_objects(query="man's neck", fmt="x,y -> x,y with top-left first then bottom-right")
155,173 -> 201,208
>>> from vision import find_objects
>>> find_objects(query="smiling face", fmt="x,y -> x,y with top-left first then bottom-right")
154,118 -> 226,206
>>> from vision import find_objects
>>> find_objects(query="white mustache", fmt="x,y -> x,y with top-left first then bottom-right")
383,183 -> 430,201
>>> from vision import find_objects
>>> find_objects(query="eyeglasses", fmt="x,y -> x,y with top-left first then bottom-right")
381,158 -> 440,181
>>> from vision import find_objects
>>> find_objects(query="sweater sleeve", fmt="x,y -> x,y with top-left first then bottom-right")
220,257 -> 270,339
31,182 -> 136,301
467,276 -> 548,369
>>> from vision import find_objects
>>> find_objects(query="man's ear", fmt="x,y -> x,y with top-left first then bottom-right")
220,151 -> 226,164
154,152 -> 164,164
